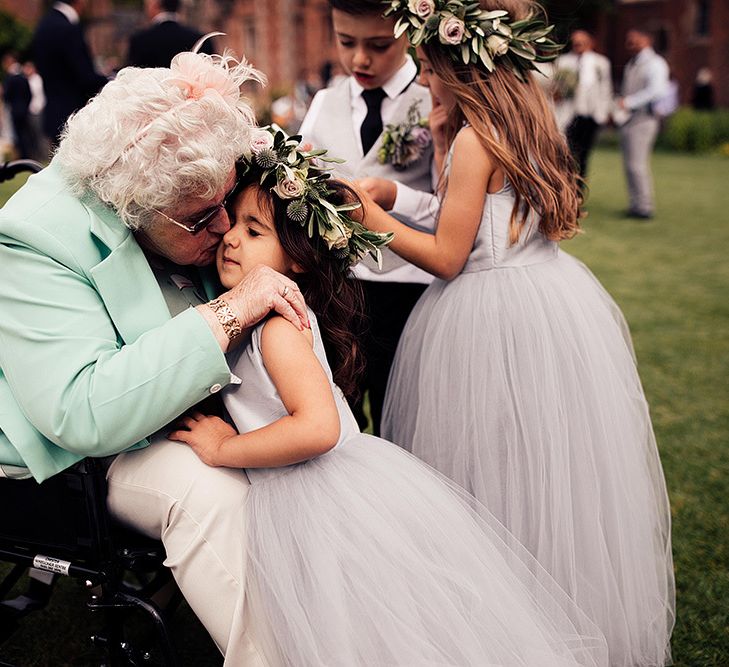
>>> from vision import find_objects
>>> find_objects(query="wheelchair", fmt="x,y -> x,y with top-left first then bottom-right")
0,160 -> 179,667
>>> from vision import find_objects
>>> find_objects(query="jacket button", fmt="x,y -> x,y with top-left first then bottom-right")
209,383 -> 222,394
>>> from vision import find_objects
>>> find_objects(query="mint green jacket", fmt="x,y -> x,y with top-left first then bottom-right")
0,160 -> 233,482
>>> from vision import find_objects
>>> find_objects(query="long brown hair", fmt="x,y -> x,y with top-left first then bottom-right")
424,0 -> 582,243
243,180 -> 367,402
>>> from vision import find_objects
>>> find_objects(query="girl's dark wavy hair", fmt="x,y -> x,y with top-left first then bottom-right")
237,175 -> 367,402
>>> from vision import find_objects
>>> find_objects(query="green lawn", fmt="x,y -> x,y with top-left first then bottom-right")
567,147 -> 729,667
1,147 -> 728,665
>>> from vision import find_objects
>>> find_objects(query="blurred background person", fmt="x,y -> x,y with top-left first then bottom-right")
293,66 -> 322,108
127,0 -> 214,68
30,0 -> 107,147
22,59 -> 50,163
320,59 -> 347,89
615,28 -> 669,220
0,95 -> 12,160
1,51 -> 32,159
692,67 -> 714,110
553,30 -> 612,180
269,68 -> 318,134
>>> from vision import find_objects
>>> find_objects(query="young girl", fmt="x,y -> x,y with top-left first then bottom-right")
360,2 -> 674,665
170,127 -> 607,666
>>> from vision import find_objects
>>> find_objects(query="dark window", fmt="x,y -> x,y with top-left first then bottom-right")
243,16 -> 256,55
656,27 -> 669,53
695,0 -> 711,37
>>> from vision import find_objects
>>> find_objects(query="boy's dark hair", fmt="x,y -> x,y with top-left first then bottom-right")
328,0 -> 386,16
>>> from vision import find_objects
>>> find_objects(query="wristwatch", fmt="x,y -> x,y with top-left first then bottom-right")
207,298 -> 243,341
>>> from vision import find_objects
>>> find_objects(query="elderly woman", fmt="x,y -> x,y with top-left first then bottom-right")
0,51 -> 307,665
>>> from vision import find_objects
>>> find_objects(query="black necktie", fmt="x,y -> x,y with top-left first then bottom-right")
360,87 -> 387,155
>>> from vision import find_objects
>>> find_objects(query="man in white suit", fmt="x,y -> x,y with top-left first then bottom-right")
616,29 -> 669,220
554,30 -> 612,180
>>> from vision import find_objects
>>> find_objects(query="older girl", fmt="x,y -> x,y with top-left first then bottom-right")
361,2 -> 674,665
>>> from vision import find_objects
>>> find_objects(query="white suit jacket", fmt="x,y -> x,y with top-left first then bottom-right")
554,50 -> 613,129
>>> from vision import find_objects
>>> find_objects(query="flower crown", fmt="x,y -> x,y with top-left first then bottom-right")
382,1 -> 561,81
240,126 -> 393,269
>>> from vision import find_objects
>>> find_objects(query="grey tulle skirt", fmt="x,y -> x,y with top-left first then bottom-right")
243,435 -> 608,666
382,250 -> 674,667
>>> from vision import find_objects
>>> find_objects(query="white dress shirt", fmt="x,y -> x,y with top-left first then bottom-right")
299,56 -> 438,284
53,1 -> 79,24
554,50 -> 613,126
621,47 -> 669,112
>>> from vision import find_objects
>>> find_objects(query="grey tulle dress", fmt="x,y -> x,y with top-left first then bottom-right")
381,138 -> 674,667
222,312 -> 607,667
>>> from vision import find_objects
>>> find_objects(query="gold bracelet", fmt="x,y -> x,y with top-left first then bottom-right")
207,298 -> 243,341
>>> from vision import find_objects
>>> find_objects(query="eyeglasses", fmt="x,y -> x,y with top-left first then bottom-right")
154,178 -> 239,234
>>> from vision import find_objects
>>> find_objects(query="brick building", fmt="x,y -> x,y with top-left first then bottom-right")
0,0 -> 726,107
594,0 -> 728,107
0,0 -> 337,94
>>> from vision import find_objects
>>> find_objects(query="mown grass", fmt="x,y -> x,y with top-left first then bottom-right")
567,147 -> 729,667
1,146 -> 727,665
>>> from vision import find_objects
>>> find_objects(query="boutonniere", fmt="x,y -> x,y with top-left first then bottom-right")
552,68 -> 579,101
377,100 -> 432,171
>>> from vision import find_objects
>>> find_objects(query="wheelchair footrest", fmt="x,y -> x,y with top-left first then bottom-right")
0,575 -> 54,615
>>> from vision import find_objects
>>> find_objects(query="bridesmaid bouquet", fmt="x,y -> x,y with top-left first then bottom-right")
551,68 -> 579,101
377,100 -> 432,171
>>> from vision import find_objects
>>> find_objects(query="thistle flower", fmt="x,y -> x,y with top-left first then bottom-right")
332,245 -> 351,259
254,148 -> 278,169
287,199 -> 309,223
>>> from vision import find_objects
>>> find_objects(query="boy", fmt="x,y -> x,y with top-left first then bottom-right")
298,0 -> 437,435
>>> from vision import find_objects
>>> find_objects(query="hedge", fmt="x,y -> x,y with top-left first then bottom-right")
658,107 -> 729,153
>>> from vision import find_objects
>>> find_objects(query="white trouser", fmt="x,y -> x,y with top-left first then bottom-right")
620,112 -> 660,215
106,438 -> 267,666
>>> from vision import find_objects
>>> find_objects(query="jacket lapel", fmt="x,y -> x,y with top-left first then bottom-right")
85,196 -> 171,344
198,265 -> 223,300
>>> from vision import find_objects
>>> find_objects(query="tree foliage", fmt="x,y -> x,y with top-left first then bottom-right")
0,10 -> 32,59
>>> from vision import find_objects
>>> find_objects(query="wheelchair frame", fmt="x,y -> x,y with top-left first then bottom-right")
0,160 -> 179,667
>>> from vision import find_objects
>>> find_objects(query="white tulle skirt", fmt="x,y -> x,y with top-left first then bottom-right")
382,251 -> 675,667
243,436 -> 608,666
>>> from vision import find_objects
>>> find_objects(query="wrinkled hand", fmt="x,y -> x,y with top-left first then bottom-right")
355,177 -> 398,211
168,412 -> 237,467
222,264 -> 308,332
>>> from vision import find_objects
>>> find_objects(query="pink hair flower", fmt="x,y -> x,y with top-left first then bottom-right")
166,52 -> 240,107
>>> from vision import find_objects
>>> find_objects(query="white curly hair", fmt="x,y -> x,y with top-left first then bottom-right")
56,50 -> 265,230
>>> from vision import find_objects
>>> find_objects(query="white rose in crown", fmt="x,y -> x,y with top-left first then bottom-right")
438,15 -> 465,45
322,223 -> 350,250
273,176 -> 305,199
250,129 -> 275,154
486,34 -> 510,57
408,0 -> 435,19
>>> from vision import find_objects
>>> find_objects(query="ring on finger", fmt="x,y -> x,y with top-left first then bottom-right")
281,285 -> 290,298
